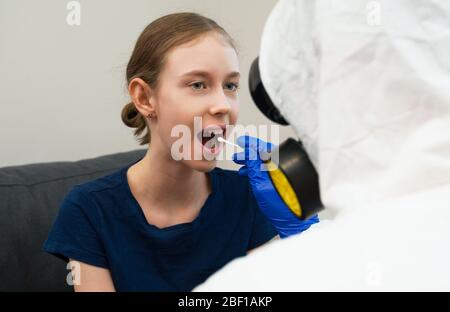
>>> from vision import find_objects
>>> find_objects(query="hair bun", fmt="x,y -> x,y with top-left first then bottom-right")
121,102 -> 141,128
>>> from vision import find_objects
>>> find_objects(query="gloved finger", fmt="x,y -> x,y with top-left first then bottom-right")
232,152 -> 246,165
236,135 -> 275,153
237,166 -> 249,176
232,148 -> 260,164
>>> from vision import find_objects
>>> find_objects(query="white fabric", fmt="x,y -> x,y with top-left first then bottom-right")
195,0 -> 450,291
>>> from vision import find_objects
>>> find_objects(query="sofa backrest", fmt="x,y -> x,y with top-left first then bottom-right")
0,149 -> 146,291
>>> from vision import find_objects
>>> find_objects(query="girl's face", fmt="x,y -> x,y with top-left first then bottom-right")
151,32 -> 240,172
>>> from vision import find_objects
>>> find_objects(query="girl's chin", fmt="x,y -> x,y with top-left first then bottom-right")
183,158 -> 218,172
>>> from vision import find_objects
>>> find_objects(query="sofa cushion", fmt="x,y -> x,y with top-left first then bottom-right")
0,149 -> 146,291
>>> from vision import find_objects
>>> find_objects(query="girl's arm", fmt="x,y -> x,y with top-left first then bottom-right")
70,259 -> 116,292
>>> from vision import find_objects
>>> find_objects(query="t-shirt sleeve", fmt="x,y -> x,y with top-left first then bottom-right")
247,188 -> 278,251
42,186 -> 109,269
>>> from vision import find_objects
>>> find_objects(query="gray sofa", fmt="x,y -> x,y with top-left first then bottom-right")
0,149 -> 146,291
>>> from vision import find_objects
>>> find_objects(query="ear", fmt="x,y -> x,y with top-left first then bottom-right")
128,78 -> 157,118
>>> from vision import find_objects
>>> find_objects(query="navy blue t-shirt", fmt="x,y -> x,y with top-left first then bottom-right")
42,160 -> 278,291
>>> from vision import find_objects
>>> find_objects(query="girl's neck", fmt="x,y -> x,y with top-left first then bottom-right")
127,139 -> 211,217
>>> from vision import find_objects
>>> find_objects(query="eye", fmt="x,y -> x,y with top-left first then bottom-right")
190,82 -> 206,91
225,82 -> 240,92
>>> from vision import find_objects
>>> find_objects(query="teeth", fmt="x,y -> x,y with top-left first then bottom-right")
203,128 -> 223,138
202,127 -> 224,138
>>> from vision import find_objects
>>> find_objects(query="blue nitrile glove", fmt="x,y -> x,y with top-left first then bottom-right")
232,135 -> 319,239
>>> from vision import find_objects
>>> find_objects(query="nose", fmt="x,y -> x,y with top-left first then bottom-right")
208,88 -> 231,117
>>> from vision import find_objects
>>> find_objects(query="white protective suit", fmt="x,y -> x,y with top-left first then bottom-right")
195,0 -> 450,291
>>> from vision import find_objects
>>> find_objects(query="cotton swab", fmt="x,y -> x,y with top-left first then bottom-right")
218,136 -> 273,163
217,136 -> 241,149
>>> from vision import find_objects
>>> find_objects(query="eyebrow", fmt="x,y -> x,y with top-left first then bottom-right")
180,70 -> 240,79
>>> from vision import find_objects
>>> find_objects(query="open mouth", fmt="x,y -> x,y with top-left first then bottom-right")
197,124 -> 226,153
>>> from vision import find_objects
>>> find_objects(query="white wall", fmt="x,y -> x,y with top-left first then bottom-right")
0,0 -> 296,169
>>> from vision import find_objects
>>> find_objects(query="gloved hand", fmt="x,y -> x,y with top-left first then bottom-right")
232,135 -> 319,239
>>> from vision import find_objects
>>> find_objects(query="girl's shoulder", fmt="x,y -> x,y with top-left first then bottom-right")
70,165 -> 128,197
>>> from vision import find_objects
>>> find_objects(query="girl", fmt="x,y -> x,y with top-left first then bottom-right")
43,12 -> 279,291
